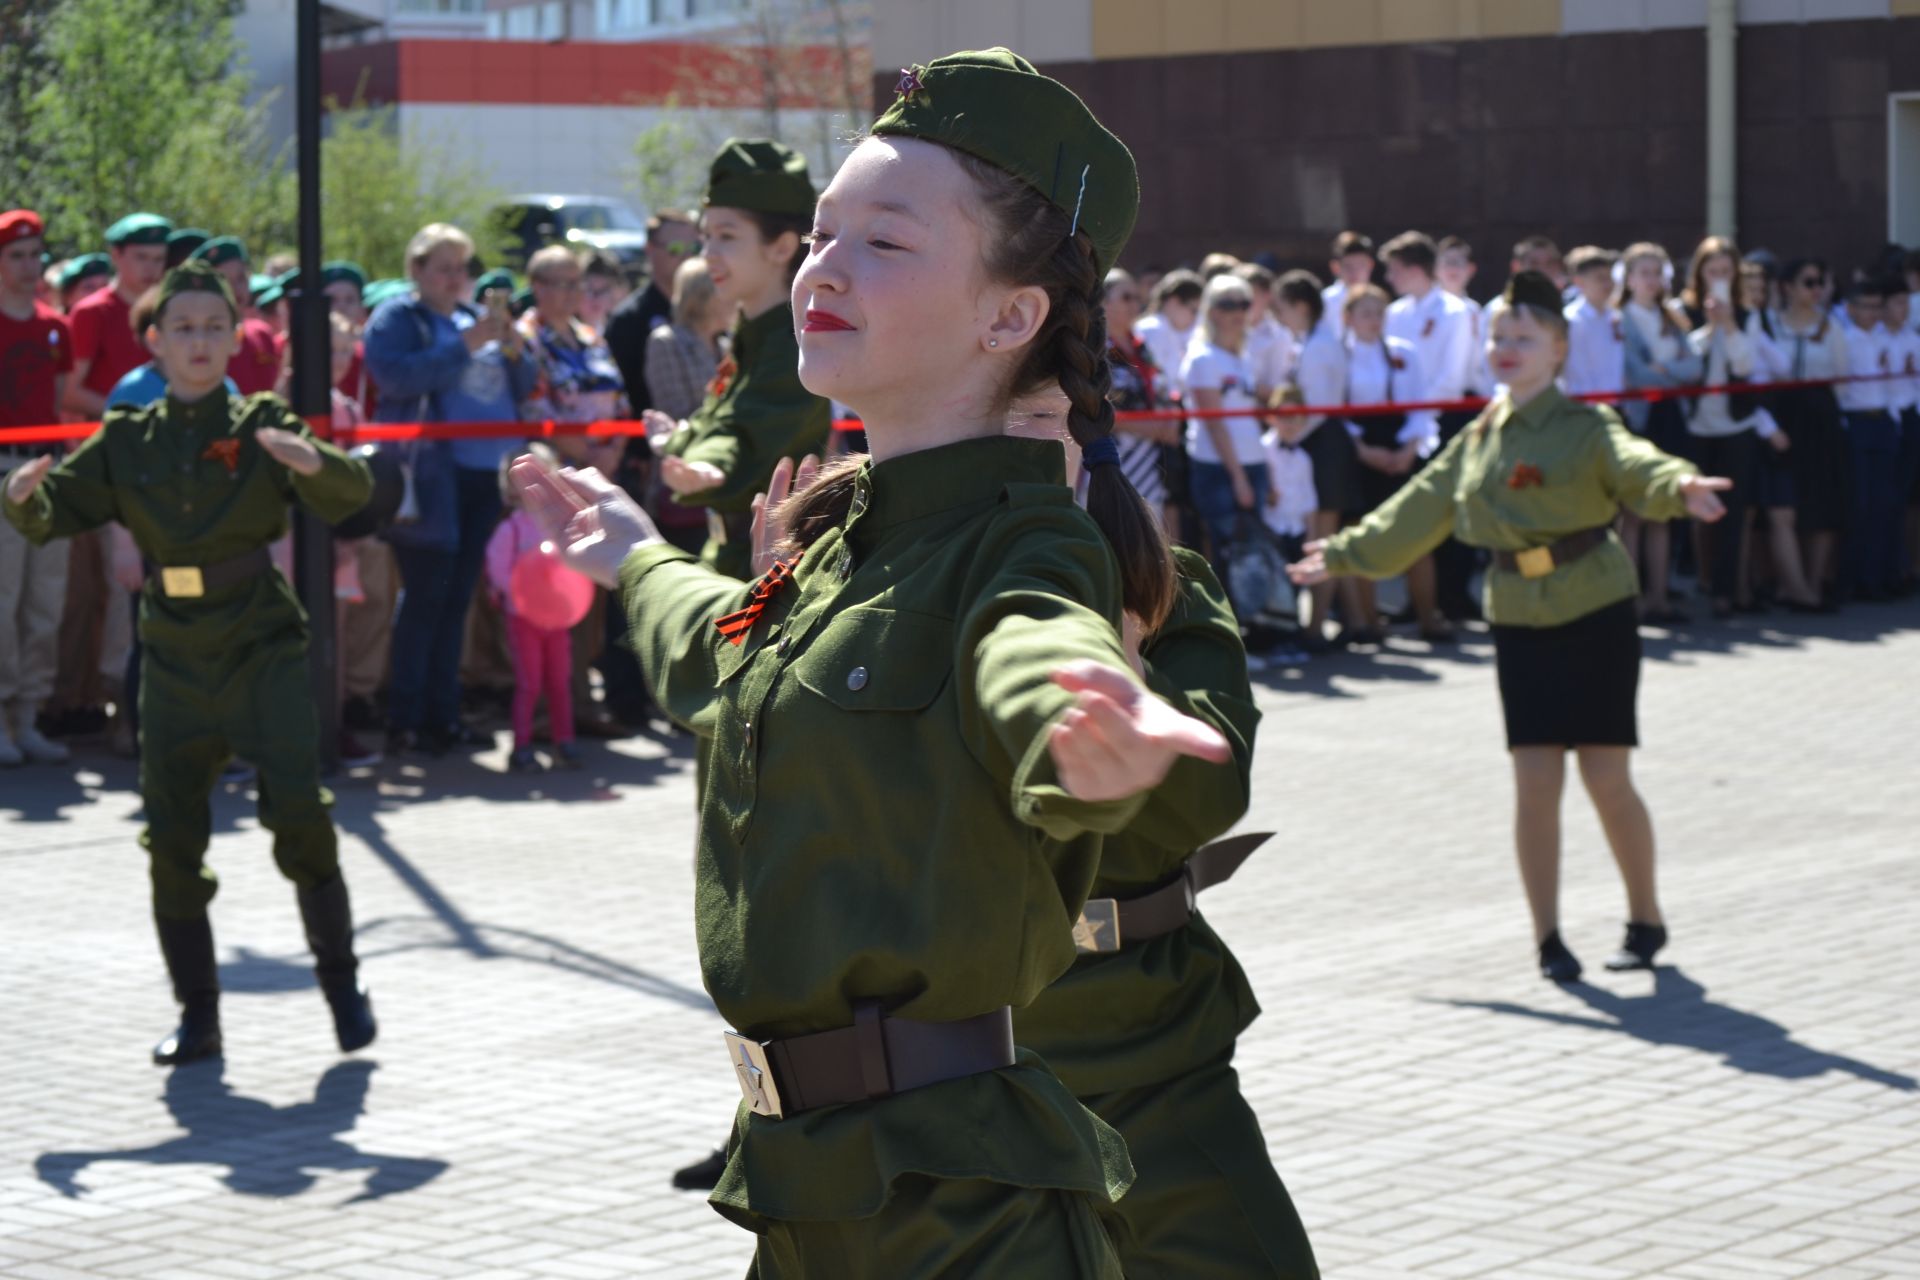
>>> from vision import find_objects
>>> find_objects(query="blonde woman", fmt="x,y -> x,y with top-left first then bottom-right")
1178,274 -> 1269,609
644,257 -> 728,554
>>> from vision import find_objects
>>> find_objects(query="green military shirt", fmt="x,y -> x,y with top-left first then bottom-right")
619,434 -> 1151,1227
3,389 -> 371,653
1323,386 -> 1698,628
658,301 -> 831,578
1014,548 -> 1263,1097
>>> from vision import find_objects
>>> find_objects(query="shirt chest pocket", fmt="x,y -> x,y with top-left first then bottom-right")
792,608 -> 953,713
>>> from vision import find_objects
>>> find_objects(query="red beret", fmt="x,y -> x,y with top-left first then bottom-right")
0,210 -> 44,245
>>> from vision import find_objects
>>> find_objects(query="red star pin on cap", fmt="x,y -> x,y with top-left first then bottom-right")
895,66 -> 925,102
0,210 -> 44,245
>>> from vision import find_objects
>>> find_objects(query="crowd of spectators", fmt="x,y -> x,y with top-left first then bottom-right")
2,204 -> 1917,772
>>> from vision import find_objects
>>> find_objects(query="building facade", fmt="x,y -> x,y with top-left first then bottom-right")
874,0 -> 1920,284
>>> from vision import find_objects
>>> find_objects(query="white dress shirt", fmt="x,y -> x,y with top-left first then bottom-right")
1133,313 -> 1196,395
1315,280 -> 1351,344
1687,313 -> 1775,437
1834,316 -> 1892,413
1342,335 -> 1436,451
1562,296 -> 1627,398
1886,324 -> 1920,413
1385,285 -> 1476,403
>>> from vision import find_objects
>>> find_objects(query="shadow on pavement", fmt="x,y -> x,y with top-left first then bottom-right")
33,1059 -> 448,1202
1437,966 -> 1916,1091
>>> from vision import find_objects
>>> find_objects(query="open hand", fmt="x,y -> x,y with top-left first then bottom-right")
1046,661 -> 1231,802
748,454 -> 820,577
510,455 -> 662,588
660,455 -> 726,497
1680,474 -> 1733,523
257,427 -> 323,476
4,455 -> 54,505
1288,538 -> 1332,586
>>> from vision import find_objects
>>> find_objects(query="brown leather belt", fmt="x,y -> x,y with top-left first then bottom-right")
1073,832 -> 1272,955
1492,526 -> 1611,580
722,1003 -> 1015,1120
144,547 -> 274,599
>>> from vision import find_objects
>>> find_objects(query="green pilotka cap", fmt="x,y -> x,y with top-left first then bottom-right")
870,48 -> 1140,275
254,269 -> 299,309
59,253 -> 112,292
166,228 -> 210,268
106,212 -> 174,247
1503,270 -> 1564,316
704,138 -> 816,218
363,278 -> 410,308
156,259 -> 238,320
191,236 -> 249,269
321,260 -> 368,292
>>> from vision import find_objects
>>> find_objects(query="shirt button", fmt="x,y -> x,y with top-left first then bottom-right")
777,636 -> 792,657
846,666 -> 868,692
743,721 -> 754,748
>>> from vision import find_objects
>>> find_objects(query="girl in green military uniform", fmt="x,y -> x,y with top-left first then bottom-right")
644,138 -> 831,581
3,261 -> 377,1066
514,48 -> 1234,1277
1005,386 -> 1319,1278
1292,273 -> 1735,984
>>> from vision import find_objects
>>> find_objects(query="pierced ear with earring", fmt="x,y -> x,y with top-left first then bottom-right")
988,338 -> 999,348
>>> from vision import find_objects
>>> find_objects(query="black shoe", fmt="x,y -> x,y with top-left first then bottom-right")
508,745 -> 545,774
1538,930 -> 1582,983
153,914 -> 223,1066
1603,921 -> 1668,971
298,873 -> 378,1052
342,696 -> 384,734
438,720 -> 494,750
386,728 -> 442,760
672,1147 -> 729,1191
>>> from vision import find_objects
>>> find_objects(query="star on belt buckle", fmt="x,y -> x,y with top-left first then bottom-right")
723,1031 -> 785,1118
1073,899 -> 1122,954
1515,546 -> 1555,579
160,566 -> 205,598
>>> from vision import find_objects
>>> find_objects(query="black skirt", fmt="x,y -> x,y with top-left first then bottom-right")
1492,598 -> 1641,749
1299,420 -> 1360,516
1774,384 -> 1849,531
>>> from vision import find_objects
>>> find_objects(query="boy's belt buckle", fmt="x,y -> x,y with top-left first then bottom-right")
161,566 -> 206,598
1515,546 -> 1554,579
1072,899 -> 1122,954
723,1031 -> 785,1118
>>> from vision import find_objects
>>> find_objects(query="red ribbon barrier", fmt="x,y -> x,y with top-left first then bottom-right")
0,372 -> 1905,449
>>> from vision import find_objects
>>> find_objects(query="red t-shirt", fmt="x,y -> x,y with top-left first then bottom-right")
337,340 -> 377,416
67,286 -> 147,396
227,317 -> 283,396
0,302 -> 76,429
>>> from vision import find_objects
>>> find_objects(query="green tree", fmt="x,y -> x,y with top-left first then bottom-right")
319,99 -> 513,279
23,0 -> 294,255
628,99 -> 709,217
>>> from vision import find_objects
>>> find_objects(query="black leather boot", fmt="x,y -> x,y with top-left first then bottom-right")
297,873 -> 377,1052
153,914 -> 223,1066
1603,921 -> 1668,971
1537,929 -> 1583,983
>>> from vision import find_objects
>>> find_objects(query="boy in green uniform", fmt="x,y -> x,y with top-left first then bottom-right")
645,138 -> 831,580
3,261 -> 379,1066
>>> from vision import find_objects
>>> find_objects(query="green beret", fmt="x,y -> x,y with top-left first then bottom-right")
321,260 -> 367,291
166,228 -> 210,268
58,253 -> 112,292
190,236 -> 249,268
472,268 -> 516,300
105,212 -> 174,247
704,137 -> 816,218
255,270 -> 299,309
871,48 -> 1139,275
249,273 -> 274,299
156,259 -> 237,320
510,287 -> 535,318
364,278 -> 410,308
1503,270 -> 1564,316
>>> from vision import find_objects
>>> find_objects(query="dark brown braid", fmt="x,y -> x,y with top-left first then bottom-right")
779,145 -> 1177,629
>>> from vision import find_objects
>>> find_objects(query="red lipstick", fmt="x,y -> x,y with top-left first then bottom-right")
803,309 -> 855,333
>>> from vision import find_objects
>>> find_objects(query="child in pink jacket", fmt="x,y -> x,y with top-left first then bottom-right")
485,492 -> 578,773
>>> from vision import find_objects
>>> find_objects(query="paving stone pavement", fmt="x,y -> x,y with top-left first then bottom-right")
2,600 -> 1917,1280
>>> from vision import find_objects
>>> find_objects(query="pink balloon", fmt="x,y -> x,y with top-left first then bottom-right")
509,543 -> 595,631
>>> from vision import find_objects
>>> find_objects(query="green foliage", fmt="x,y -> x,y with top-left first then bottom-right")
320,97 -> 514,278
10,0 -> 510,275
628,99 -> 710,218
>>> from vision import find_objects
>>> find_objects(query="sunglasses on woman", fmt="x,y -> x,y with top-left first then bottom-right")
1213,299 -> 1253,313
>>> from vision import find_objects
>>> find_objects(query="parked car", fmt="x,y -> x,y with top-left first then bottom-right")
495,194 -> 652,276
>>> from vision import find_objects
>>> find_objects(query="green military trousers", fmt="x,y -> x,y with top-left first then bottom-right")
139,628 -> 339,921
744,1176 -> 1122,1279
1086,1051 -> 1320,1280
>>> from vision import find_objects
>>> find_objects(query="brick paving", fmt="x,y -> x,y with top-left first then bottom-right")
2,601 -> 1916,1279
